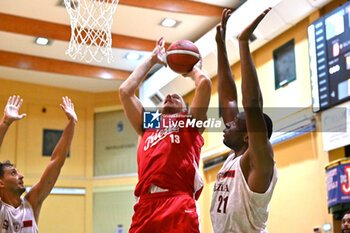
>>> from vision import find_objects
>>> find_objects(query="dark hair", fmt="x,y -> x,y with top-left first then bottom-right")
263,113 -> 273,139
344,210 -> 350,218
237,112 -> 273,139
0,160 -> 14,178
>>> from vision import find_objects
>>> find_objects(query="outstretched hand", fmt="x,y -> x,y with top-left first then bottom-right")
238,7 -> 271,41
216,8 -> 232,44
151,37 -> 167,67
60,96 -> 77,123
3,95 -> 26,125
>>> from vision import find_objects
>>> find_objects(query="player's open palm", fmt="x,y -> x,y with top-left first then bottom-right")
151,36 -> 167,67
238,7 -> 271,41
60,96 -> 77,123
4,95 -> 26,124
216,8 -> 232,44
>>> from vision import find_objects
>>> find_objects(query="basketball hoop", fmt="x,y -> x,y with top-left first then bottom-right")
64,0 -> 119,63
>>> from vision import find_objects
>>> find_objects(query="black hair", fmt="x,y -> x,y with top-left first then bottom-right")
263,113 -> 273,139
237,112 -> 273,139
0,160 -> 14,178
344,210 -> 350,217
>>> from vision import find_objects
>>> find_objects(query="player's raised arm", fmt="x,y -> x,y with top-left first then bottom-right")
216,9 -> 239,124
25,96 -> 77,222
119,37 -> 167,136
186,61 -> 212,133
238,8 -> 274,192
0,95 -> 26,148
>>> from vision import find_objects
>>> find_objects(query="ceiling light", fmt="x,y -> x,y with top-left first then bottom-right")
125,52 -> 142,61
35,37 -> 50,46
160,18 -> 180,28
100,72 -> 113,79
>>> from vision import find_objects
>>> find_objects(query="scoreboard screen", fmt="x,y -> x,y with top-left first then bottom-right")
308,2 -> 350,112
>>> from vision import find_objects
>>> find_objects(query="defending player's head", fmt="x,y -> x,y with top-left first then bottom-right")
342,210 -> 350,233
223,112 -> 273,151
0,161 -> 26,196
161,93 -> 187,114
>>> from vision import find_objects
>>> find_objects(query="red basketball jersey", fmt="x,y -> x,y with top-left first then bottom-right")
135,112 -> 204,199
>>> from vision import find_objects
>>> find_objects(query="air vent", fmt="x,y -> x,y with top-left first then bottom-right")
58,0 -> 79,10
249,33 -> 257,43
150,93 -> 163,106
234,33 -> 256,42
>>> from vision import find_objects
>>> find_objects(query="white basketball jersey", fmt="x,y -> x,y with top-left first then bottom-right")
210,154 -> 277,233
0,198 -> 38,233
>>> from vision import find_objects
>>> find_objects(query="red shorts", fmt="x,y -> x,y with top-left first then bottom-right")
129,191 -> 200,233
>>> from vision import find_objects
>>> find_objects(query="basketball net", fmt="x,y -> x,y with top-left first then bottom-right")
64,0 -> 119,63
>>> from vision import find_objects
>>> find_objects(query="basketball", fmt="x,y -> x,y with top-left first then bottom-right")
166,40 -> 200,74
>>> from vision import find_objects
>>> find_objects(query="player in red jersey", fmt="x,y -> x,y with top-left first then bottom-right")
119,37 -> 211,233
